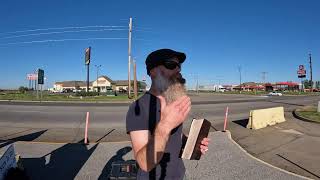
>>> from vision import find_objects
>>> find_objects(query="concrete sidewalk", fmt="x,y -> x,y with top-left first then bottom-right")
1,131 -> 309,180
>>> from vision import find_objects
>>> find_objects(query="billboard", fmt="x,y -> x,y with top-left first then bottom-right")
27,73 -> 37,80
297,65 -> 306,78
85,47 -> 91,65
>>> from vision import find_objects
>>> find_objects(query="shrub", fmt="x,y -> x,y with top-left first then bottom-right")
75,91 -> 99,96
18,86 -> 28,94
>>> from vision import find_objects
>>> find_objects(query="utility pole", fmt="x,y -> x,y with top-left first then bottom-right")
261,72 -> 267,83
309,53 -> 313,92
238,66 -> 242,93
128,17 -> 133,98
95,65 -> 101,92
34,69 -> 38,91
191,74 -> 199,93
133,59 -> 138,99
36,69 -> 39,99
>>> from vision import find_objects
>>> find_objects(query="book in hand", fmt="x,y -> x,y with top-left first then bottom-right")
181,118 -> 211,160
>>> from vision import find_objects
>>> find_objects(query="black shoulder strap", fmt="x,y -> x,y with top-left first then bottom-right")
148,94 -> 157,179
148,94 -> 157,135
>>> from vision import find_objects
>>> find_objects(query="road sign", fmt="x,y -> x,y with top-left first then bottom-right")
85,47 -> 91,65
297,65 -> 306,78
38,69 -> 44,84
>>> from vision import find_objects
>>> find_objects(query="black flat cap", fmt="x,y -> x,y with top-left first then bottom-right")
145,48 -> 186,75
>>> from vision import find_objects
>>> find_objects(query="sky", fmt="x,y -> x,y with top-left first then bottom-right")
0,0 -> 319,89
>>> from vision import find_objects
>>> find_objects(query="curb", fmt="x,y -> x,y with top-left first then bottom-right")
292,109 -> 320,124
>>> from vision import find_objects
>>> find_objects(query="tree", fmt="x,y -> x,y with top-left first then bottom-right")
315,81 -> 320,89
18,86 -> 28,94
303,79 -> 312,89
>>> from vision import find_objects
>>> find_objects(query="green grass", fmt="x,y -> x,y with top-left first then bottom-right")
296,106 -> 320,123
189,90 -> 320,96
0,92 -> 139,102
221,91 -> 267,95
282,91 -> 320,96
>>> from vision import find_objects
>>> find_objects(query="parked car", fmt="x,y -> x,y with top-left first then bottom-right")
72,89 -> 82,93
268,91 -> 283,96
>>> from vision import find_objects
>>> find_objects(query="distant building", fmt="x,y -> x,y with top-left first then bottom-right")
198,85 -> 226,92
233,82 -> 299,91
54,81 -> 92,92
273,82 -> 299,91
52,75 -> 147,93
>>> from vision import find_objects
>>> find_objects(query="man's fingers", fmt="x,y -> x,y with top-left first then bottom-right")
201,141 -> 209,146
182,105 -> 191,118
200,149 -> 206,155
172,95 -> 188,106
200,146 -> 208,155
180,97 -> 191,113
201,138 -> 210,146
200,145 -> 208,149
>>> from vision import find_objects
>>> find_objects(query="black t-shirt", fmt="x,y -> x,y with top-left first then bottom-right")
126,92 -> 185,180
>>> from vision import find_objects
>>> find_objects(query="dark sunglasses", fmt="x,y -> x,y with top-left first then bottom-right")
160,61 -> 181,70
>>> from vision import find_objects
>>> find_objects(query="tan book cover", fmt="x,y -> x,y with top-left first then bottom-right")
181,119 -> 211,160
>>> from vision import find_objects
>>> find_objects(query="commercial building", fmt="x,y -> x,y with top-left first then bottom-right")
52,75 -> 147,93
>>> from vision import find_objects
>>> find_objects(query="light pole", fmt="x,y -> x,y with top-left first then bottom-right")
128,17 -> 133,98
190,73 -> 199,93
238,65 -> 242,93
95,65 -> 102,92
309,52 -> 313,92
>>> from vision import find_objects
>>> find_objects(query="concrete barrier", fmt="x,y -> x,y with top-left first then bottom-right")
247,107 -> 286,130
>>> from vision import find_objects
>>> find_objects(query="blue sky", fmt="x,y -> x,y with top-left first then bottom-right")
0,0 -> 319,89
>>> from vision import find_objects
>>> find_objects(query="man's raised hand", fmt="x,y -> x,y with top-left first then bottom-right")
157,95 -> 191,131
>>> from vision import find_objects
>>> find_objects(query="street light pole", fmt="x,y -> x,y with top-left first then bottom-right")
238,65 -> 242,93
309,53 -> 313,92
95,65 -> 101,92
128,17 -> 133,98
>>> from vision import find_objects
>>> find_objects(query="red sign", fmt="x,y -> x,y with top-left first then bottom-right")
297,65 -> 306,78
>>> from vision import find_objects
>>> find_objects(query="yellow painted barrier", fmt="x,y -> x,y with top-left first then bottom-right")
247,107 -> 286,130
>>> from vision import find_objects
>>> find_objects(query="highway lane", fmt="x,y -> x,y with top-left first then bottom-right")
0,95 -> 319,142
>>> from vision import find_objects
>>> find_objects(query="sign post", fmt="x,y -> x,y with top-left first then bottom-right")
38,69 -> 44,101
297,65 -> 306,92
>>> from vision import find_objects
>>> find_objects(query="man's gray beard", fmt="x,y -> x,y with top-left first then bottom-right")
154,71 -> 186,104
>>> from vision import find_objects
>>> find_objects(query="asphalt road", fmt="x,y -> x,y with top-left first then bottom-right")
0,94 -> 320,178
0,95 -> 318,142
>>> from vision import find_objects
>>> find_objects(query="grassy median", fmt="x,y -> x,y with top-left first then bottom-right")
295,106 -> 320,123
0,91 -> 139,101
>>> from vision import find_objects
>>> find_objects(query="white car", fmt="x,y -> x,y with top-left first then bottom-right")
268,92 -> 283,96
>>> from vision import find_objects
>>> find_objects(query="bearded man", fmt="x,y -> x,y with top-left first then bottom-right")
126,49 -> 210,180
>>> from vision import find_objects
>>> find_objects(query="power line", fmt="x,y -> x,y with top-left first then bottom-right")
133,26 -> 152,30
0,25 -> 126,35
0,28 -> 127,40
134,29 -> 153,33
0,37 -> 127,46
